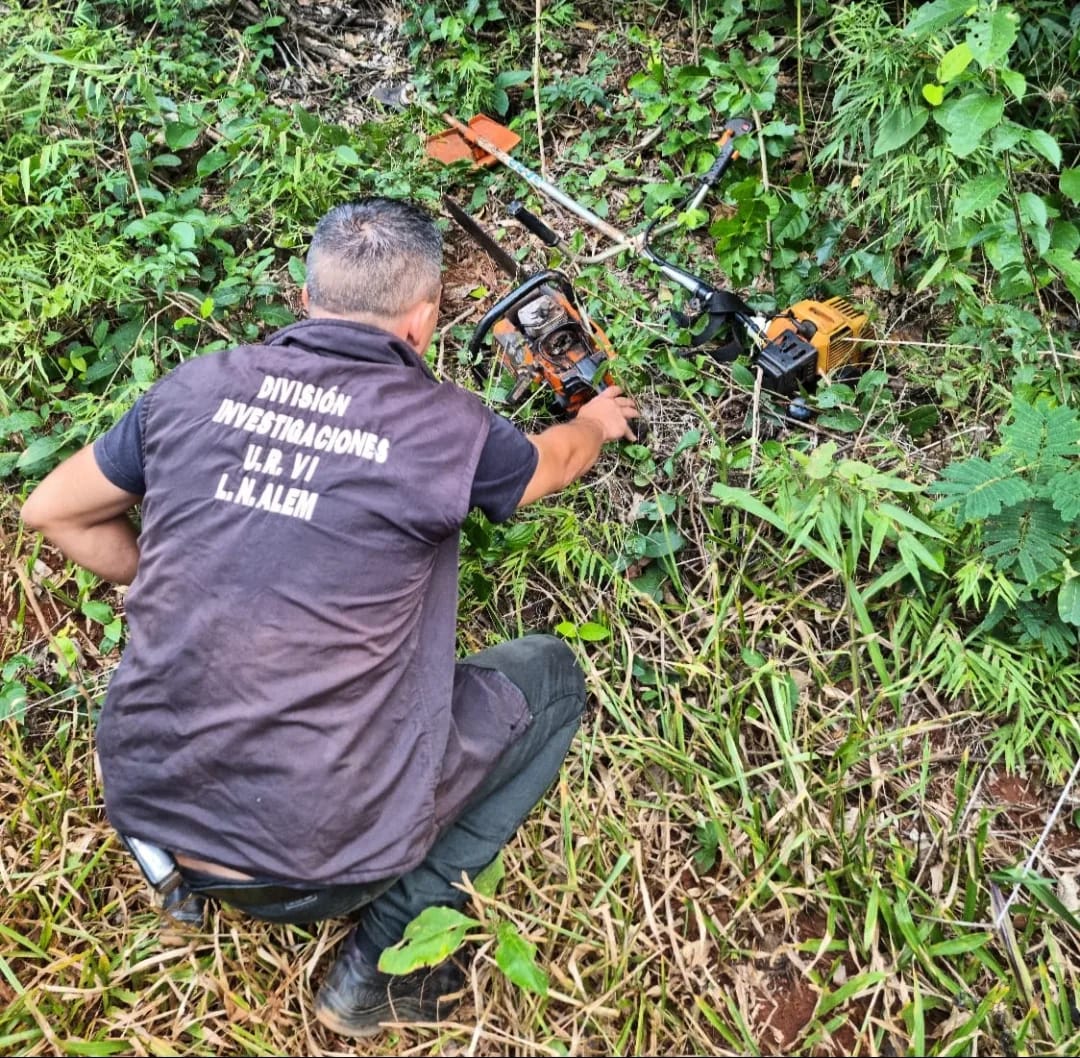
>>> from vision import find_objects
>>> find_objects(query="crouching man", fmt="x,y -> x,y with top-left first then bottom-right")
21,197 -> 638,1038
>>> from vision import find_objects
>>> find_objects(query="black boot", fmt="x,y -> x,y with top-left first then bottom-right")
314,930 -> 465,1038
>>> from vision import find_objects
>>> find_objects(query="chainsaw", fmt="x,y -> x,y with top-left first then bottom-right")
446,197 -> 617,415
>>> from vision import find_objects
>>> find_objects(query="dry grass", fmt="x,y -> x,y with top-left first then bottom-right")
7,425 -> 1080,1056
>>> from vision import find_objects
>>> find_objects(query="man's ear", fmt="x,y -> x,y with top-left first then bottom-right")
402,298 -> 440,353
300,284 -> 310,312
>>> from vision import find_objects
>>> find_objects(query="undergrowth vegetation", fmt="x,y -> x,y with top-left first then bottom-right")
2,0 -> 1079,1054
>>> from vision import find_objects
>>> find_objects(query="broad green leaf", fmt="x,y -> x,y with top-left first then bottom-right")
672,429 -> 701,457
1059,579 -> 1080,627
577,622 -> 611,642
1025,129 -> 1062,168
164,121 -> 199,150
81,601 -> 113,624
953,173 -> 1006,218
922,83 -> 945,106
741,647 -> 767,668
494,922 -> 549,997
494,70 -> 532,90
805,441 -> 837,480
989,119 -> 1027,155
899,405 -> 940,438
937,42 -> 973,83
629,563 -> 667,602
123,217 -> 157,239
637,494 -> 677,519
933,92 -> 1005,156
378,906 -> 479,975
288,256 -> 307,285
131,356 -> 156,383
674,64 -> 711,93
1060,168 -> 1080,205
335,144 -> 360,166
169,221 -> 196,249
196,148 -> 229,178
1000,68 -> 1026,100
904,0 -> 971,36
637,528 -> 685,559
296,106 -> 321,136
0,410 -> 43,438
873,105 -> 929,157
473,853 -> 505,898
1051,220 -> 1079,254
1046,248 -> 1080,299
817,410 -> 862,432
0,681 -> 29,722
966,8 -> 1019,69
554,621 -> 578,639
17,435 -> 65,470
1018,192 -> 1049,230
0,452 -> 22,479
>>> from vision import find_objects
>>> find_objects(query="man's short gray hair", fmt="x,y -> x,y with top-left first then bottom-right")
305,199 -> 443,318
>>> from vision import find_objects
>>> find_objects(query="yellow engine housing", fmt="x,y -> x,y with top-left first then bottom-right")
765,297 -> 870,376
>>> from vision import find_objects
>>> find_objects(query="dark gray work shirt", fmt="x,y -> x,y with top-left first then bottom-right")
93,318 -> 537,885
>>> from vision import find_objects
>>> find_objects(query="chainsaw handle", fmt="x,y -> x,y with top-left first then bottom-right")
508,200 -> 561,247
467,270 -> 576,359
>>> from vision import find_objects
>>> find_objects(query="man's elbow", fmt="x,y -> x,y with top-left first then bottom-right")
21,486 -> 68,541
20,490 -> 49,534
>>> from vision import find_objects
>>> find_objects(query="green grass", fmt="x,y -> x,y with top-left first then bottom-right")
3,0 -> 1080,1054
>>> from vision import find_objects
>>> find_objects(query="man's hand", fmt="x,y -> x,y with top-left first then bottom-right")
21,446 -> 142,584
574,386 -> 640,443
517,386 -> 640,507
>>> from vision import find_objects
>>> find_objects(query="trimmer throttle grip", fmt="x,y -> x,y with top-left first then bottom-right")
700,117 -> 754,188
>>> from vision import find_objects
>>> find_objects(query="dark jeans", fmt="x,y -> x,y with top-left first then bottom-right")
182,634 -> 585,952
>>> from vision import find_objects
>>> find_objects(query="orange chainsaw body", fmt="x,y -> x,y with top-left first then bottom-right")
491,284 -> 616,414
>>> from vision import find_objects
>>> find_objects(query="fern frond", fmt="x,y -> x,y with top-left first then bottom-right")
1015,600 -> 1078,656
930,457 -> 1031,522
1049,469 -> 1080,521
983,501 -> 1070,583
1002,400 -> 1080,466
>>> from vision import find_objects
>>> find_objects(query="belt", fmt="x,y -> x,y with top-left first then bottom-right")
180,871 -> 321,908
189,883 -> 319,907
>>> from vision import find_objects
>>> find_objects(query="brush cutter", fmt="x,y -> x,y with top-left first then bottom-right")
377,83 -> 870,396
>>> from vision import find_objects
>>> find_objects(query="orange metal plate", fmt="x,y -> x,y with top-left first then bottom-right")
426,114 -> 521,167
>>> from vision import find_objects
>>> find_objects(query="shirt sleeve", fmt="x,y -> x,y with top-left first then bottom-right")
92,397 -> 147,496
469,410 -> 538,523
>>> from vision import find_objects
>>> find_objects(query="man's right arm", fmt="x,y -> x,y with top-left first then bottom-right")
21,445 -> 142,584
518,386 -> 639,507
